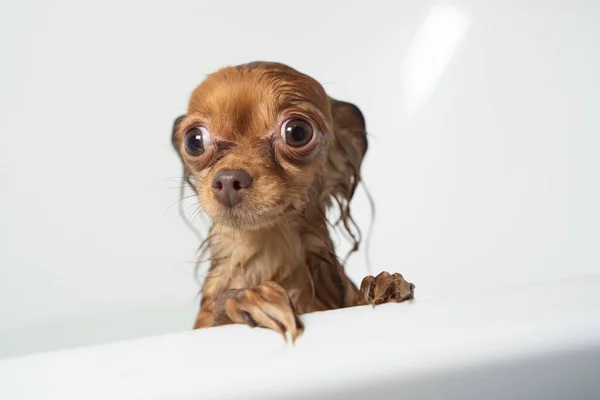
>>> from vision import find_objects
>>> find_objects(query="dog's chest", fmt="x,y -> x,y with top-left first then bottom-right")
212,225 -> 305,289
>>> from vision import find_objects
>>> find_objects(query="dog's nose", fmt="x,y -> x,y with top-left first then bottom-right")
211,169 -> 253,206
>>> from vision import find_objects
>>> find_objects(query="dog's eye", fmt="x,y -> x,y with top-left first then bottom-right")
183,127 -> 210,156
282,119 -> 314,147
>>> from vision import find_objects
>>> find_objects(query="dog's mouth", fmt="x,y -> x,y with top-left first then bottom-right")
208,201 -> 300,231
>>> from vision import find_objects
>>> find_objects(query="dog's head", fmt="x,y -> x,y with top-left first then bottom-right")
172,62 -> 367,231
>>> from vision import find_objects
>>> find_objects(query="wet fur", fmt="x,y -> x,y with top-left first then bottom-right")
172,62 -> 370,329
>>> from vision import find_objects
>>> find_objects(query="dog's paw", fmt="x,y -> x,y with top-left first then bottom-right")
213,281 -> 304,342
354,271 -> 415,307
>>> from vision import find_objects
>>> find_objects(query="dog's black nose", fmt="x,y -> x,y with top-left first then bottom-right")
211,169 -> 253,206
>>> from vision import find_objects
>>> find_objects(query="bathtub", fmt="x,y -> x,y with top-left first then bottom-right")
1,275 -> 599,399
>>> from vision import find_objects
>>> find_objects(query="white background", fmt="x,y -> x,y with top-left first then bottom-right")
1,0 -> 599,357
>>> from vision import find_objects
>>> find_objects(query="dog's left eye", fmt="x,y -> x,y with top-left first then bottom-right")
281,119 -> 314,147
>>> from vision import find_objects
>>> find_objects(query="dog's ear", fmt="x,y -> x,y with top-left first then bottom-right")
325,99 -> 368,203
171,114 -> 198,194
171,114 -> 186,152
323,99 -> 369,258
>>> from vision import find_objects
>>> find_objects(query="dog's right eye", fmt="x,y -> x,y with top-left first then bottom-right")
183,127 -> 210,156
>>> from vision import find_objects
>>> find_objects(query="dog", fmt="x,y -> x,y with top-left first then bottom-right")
171,62 -> 414,341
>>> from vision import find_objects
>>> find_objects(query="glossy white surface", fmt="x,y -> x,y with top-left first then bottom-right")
1,275 -> 599,399
1,0 -> 600,357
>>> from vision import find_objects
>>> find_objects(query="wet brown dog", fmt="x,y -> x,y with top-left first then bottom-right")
172,62 -> 414,341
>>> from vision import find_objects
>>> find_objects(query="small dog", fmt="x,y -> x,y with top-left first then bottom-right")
172,62 -> 414,341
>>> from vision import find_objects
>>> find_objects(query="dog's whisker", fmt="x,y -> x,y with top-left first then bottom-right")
165,194 -> 200,213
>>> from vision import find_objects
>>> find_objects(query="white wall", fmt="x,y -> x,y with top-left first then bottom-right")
1,0 -> 599,357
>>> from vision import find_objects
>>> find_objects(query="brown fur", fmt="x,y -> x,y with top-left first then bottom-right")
171,62 -> 414,341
